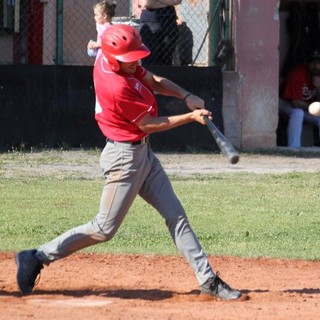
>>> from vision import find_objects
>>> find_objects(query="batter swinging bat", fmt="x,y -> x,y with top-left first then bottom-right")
204,116 -> 240,165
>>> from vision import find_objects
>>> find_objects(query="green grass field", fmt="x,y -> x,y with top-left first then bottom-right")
0,151 -> 319,260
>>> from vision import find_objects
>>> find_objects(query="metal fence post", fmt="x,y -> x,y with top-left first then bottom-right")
56,0 -> 63,65
208,0 -> 221,66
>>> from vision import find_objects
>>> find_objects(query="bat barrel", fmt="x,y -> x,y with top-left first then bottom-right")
228,153 -> 239,165
204,116 -> 240,165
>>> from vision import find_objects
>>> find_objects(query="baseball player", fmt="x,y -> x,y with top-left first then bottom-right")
15,24 -> 242,301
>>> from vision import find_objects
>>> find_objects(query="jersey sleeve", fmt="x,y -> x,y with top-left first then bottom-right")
115,86 -> 155,123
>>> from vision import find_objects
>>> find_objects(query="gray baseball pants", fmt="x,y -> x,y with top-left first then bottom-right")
36,141 -> 214,285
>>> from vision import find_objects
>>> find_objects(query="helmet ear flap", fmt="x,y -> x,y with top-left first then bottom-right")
105,53 -> 120,71
111,61 -> 120,72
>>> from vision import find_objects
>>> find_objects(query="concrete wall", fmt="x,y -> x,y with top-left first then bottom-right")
224,0 -> 280,150
221,0 -> 281,150
222,71 -> 243,149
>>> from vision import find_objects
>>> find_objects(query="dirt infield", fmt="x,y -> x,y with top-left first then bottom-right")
1,252 -> 319,320
1,149 -> 320,319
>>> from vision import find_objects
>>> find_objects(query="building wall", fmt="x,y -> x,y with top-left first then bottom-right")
225,0 -> 280,150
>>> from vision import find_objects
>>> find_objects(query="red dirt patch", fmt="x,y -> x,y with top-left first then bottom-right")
0,252 -> 319,320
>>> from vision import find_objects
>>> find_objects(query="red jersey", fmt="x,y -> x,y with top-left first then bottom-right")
280,64 -> 317,102
93,55 -> 157,141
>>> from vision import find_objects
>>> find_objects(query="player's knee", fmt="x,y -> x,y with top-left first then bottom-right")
166,213 -> 189,232
91,220 -> 117,241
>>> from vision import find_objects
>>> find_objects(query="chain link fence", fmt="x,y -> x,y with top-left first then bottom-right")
0,0 -> 232,67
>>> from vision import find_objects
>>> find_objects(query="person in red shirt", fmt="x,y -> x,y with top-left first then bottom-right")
15,24 -> 243,301
279,51 -> 320,148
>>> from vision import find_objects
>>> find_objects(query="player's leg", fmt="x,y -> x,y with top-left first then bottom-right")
16,142 -> 151,293
36,142 -> 151,262
279,98 -> 304,148
138,151 -> 242,299
138,152 -> 211,281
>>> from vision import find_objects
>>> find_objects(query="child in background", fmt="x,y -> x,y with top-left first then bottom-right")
87,0 -> 116,57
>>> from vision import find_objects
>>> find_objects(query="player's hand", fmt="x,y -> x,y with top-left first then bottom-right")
185,94 -> 205,111
192,109 -> 212,125
87,40 -> 97,49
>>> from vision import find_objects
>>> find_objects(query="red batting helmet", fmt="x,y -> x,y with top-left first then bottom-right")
101,24 -> 150,71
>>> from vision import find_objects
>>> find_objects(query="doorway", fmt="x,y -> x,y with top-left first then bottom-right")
277,0 -> 320,147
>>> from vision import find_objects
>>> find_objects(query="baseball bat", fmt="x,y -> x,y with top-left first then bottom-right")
204,116 -> 240,165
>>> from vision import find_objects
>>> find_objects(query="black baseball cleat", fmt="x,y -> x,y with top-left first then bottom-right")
201,274 -> 242,300
15,249 -> 43,295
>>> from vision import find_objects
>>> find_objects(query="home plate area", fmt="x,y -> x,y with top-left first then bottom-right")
27,298 -> 114,307
0,252 -> 319,320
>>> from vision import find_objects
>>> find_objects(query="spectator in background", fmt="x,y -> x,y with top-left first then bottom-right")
87,0 -> 116,58
176,18 -> 193,66
138,0 -> 181,66
279,50 -> 320,148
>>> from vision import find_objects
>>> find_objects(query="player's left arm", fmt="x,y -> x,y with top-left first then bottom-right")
142,70 -> 205,111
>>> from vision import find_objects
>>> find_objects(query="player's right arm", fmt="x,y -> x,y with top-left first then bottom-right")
136,69 -> 211,133
136,109 -> 212,134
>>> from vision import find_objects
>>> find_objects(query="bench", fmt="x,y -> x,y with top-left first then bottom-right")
277,117 -> 315,147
